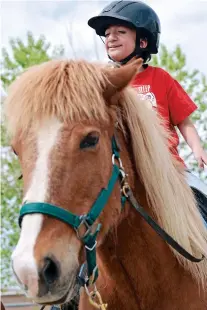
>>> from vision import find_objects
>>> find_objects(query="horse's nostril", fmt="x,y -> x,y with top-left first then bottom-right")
41,257 -> 60,285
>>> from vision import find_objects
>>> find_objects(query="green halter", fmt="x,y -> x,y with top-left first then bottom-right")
19,136 -> 126,286
18,133 -> 205,289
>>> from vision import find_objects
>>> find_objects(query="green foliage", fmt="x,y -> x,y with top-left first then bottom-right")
1,31 -> 64,87
1,32 -> 64,289
1,132 -> 22,287
151,44 -> 207,181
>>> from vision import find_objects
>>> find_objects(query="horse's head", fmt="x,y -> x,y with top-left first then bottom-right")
5,59 -> 142,304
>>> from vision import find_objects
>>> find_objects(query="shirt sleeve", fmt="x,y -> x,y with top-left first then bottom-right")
167,77 -> 197,126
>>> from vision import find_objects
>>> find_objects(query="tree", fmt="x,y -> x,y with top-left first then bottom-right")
1,32 -> 64,289
151,44 -> 207,182
1,31 -> 64,87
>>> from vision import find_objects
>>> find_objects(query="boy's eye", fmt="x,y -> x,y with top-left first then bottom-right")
118,30 -> 126,34
105,33 -> 110,37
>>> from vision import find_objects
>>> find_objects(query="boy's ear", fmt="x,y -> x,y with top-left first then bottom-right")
140,38 -> 148,48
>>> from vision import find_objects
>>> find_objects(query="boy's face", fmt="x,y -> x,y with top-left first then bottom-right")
105,25 -> 147,62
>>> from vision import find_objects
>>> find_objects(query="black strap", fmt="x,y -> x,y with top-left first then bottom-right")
127,189 -> 205,263
192,188 -> 207,222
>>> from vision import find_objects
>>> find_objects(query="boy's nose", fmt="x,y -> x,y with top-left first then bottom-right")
108,33 -> 117,41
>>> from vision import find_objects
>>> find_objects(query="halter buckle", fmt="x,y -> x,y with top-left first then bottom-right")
75,215 -> 92,240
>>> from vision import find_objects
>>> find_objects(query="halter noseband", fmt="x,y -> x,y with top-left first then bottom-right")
19,136 -> 127,287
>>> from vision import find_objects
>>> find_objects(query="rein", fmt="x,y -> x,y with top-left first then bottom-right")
125,189 -> 204,263
19,135 -> 204,309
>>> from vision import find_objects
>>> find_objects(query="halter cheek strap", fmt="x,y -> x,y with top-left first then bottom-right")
19,136 -> 125,287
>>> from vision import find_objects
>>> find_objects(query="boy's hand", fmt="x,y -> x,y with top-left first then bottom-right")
193,148 -> 207,169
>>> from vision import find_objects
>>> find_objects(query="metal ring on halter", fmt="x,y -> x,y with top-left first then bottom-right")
112,154 -> 124,169
122,184 -> 130,198
119,168 -> 127,183
75,215 -> 92,240
85,241 -> 97,251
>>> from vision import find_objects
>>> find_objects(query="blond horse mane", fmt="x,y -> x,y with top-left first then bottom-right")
5,59 -> 207,286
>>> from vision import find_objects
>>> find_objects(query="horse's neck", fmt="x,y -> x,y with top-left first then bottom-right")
95,131 -> 203,309
98,200 -> 176,301
97,189 -> 203,309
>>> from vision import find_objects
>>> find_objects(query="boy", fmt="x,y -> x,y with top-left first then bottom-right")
88,0 -> 207,168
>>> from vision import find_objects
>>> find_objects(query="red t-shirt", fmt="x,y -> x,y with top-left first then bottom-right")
131,66 -> 197,165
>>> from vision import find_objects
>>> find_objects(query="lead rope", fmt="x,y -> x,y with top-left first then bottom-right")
38,289 -> 107,310
85,284 -> 107,310
39,305 -> 66,310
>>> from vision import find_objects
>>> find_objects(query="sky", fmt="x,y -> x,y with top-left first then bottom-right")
1,0 -> 207,74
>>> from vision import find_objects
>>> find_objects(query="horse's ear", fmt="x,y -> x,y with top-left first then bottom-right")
103,58 -> 143,99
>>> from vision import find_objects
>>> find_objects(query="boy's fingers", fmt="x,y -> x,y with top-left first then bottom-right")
198,158 -> 204,169
195,156 -> 204,169
202,154 -> 207,166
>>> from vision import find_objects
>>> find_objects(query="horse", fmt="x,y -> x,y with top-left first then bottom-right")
4,58 -> 207,310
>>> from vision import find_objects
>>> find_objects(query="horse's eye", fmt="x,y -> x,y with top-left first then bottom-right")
80,133 -> 99,149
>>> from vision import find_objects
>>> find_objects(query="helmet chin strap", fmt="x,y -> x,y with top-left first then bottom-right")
107,34 -> 148,65
108,46 -> 146,65
108,49 -> 140,65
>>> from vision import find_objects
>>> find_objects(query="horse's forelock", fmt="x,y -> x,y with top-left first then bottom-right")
4,60 -> 110,138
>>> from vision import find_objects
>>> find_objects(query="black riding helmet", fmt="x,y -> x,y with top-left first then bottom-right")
88,0 -> 161,64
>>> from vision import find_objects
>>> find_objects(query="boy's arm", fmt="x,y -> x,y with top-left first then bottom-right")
177,117 -> 207,169
165,72 -> 206,168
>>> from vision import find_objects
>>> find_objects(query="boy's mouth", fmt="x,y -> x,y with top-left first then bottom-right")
109,45 -> 122,49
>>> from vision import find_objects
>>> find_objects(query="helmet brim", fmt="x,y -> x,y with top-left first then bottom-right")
88,14 -> 136,36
